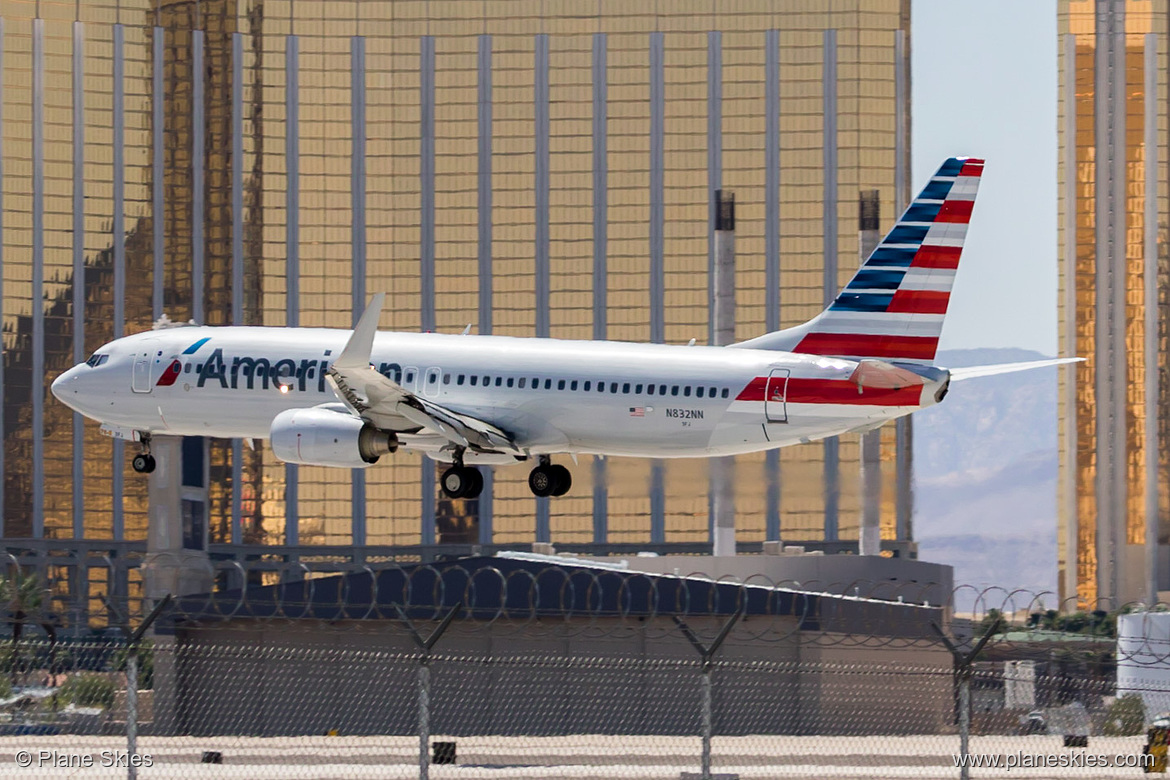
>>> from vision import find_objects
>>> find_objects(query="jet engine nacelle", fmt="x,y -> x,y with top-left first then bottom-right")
269,406 -> 397,468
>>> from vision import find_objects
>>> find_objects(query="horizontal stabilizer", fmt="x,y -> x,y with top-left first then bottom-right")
949,357 -> 1084,382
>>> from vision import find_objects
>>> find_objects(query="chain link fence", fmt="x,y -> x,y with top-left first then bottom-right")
0,566 -> 1163,778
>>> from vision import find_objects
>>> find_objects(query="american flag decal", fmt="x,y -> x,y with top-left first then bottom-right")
629,407 -> 645,417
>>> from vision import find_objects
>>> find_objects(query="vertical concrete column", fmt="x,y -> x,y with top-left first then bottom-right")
0,19 -> 5,533
142,436 -> 213,600
230,31 -> 244,545
112,22 -> 126,542
1094,0 -> 1126,607
152,27 -> 164,321
534,33 -> 551,543
477,34 -> 494,544
32,18 -> 45,538
821,29 -> 839,542
706,31 -> 722,345
711,192 -> 736,557
351,35 -> 368,550
285,33 -> 300,546
707,32 -> 727,550
858,190 -> 882,557
591,32 -> 609,544
893,29 -> 913,543
0,19 -> 7,534
420,36 -> 437,545
192,29 -> 205,324
649,31 -> 666,544
1143,32 -> 1159,604
764,28 -> 781,543
72,21 -> 86,541
151,635 -> 178,736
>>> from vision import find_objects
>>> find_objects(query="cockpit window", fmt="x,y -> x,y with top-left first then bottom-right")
85,353 -> 109,367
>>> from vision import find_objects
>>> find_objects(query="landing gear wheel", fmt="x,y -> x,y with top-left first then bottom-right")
549,464 -> 572,497
132,454 -> 156,474
464,468 -> 484,498
530,464 -> 570,498
441,466 -> 483,499
528,466 -> 555,497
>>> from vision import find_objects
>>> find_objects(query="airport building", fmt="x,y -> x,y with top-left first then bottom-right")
0,0 -> 913,618
1057,0 -> 1170,608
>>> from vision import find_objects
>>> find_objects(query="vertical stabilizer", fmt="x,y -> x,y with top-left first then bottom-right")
733,157 -> 983,363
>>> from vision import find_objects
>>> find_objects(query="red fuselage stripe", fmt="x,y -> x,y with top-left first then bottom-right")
735,376 -> 923,406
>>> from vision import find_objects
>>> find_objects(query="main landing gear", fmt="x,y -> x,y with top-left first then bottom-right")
131,433 -> 156,474
529,457 -> 571,498
439,452 -> 573,499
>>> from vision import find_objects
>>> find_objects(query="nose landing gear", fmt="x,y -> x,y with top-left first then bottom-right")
131,433 -> 156,474
528,458 -> 571,498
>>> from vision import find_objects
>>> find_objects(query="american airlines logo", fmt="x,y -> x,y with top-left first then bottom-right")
160,347 -> 411,394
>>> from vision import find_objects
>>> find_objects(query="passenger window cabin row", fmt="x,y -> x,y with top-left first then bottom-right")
431,371 -> 730,399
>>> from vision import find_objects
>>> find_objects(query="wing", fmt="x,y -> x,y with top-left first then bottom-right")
327,295 -> 522,457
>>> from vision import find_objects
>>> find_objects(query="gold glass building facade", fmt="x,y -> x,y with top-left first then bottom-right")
1058,0 -> 1170,608
2,1 -> 912,565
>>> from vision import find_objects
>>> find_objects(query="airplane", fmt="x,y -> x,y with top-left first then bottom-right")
52,157 -> 1079,500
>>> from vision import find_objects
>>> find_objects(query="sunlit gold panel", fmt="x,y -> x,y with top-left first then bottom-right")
3,0 -> 910,554
1058,0 -> 1170,607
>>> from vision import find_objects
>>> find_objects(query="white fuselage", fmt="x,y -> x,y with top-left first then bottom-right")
52,326 -> 943,463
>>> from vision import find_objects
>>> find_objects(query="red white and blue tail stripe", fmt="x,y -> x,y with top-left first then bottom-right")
734,157 -> 982,364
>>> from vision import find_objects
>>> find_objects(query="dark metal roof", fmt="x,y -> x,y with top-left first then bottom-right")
173,554 -> 943,637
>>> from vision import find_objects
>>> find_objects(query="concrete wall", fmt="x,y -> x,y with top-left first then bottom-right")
168,615 -> 951,737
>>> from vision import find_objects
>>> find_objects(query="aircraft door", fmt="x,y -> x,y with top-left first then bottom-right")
131,340 -> 159,394
765,368 -> 790,424
423,366 -> 442,398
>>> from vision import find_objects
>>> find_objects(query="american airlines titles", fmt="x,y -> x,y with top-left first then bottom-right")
193,349 -> 405,393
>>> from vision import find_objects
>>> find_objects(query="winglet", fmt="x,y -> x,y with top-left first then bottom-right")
333,293 -> 385,369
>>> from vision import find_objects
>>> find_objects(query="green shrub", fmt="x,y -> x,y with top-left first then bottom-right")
1104,693 -> 1146,736
59,673 -> 115,709
113,640 -> 153,690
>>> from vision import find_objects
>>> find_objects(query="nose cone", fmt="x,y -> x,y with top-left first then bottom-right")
51,365 -> 83,412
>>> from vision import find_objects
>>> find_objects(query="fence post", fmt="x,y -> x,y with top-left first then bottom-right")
395,602 -> 463,780
700,665 -> 713,778
933,619 -> 1000,780
958,670 -> 970,780
418,660 -> 430,780
107,594 -> 171,780
126,649 -> 138,780
674,608 -> 743,780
